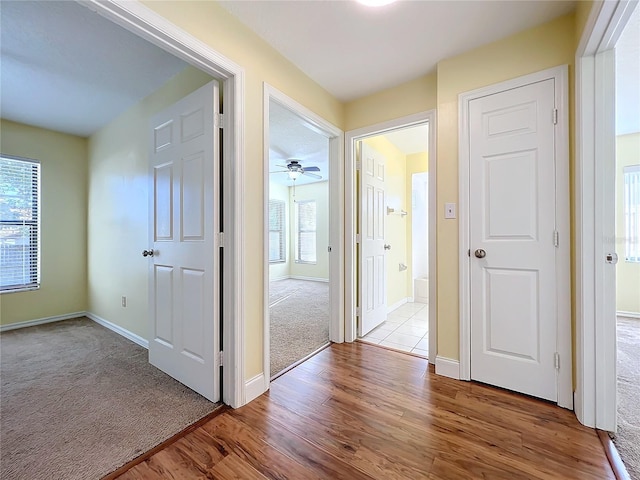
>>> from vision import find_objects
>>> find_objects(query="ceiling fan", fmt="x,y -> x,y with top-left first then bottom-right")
270,160 -> 322,180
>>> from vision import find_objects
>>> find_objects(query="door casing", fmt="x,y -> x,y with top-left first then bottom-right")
345,110 -> 438,365
458,65 -> 572,409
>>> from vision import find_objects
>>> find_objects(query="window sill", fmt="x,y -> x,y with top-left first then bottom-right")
0,286 -> 40,295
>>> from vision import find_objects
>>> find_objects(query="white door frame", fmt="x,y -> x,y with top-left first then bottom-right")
574,0 -> 636,430
458,65 -> 572,409
83,0 -> 246,408
263,84 -> 345,383
345,110 -> 438,365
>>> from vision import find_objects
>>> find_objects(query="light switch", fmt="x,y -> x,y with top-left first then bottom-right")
445,203 -> 456,219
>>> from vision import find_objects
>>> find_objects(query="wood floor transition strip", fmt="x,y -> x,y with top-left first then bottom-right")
103,404 -> 228,480
597,429 -> 632,480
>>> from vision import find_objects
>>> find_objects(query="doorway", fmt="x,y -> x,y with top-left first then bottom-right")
356,126 -> 430,358
345,111 -> 437,364
263,85 -> 344,382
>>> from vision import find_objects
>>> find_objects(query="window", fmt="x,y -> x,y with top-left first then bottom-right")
0,156 -> 40,291
269,199 -> 285,263
296,200 -> 316,264
624,165 -> 640,262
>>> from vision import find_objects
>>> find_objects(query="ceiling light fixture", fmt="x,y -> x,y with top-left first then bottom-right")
288,170 -> 301,180
356,0 -> 397,7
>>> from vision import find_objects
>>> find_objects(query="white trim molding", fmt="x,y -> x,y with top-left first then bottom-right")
263,83 -> 345,386
86,312 -> 149,349
617,311 -> 640,319
458,65 -> 572,409
574,0 -> 637,431
0,312 -> 87,332
345,110 -> 438,366
82,0 -> 246,408
435,356 -> 460,380
245,373 -> 268,404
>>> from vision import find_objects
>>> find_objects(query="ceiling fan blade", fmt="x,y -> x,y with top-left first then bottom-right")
302,171 -> 322,179
269,170 -> 289,174
303,166 -> 321,172
275,164 -> 289,169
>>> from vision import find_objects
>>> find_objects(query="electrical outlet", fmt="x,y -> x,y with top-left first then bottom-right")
445,203 -> 457,219
121,296 -> 127,308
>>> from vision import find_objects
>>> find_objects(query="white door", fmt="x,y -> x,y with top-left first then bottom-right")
469,78 -> 558,401
359,142 -> 387,336
147,81 -> 220,402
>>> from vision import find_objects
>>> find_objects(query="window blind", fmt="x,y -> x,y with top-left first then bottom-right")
624,165 -> 640,263
269,199 -> 285,263
296,200 -> 316,264
0,156 -> 40,291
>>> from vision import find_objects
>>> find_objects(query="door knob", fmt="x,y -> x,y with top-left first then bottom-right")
384,244 -> 392,250
142,249 -> 155,257
474,249 -> 486,258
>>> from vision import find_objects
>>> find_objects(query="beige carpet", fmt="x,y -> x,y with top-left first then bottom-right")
270,278 -> 330,377
0,317 -> 220,480
615,316 -> 640,480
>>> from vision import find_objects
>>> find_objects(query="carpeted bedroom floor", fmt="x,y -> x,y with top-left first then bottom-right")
0,318 -> 220,480
615,315 -> 640,480
269,278 -> 330,377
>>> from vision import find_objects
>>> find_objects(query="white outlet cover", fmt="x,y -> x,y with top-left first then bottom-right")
445,203 -> 456,219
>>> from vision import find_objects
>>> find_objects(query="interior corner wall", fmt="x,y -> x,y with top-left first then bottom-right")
269,182 -> 290,280
142,0 -> 344,380
289,181 -> 330,281
0,119 -> 88,325
616,133 -> 640,315
87,66 -> 213,339
435,13 -> 576,361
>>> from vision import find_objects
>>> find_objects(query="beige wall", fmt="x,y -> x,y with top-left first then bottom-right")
268,182 -> 290,280
435,13 -> 576,359
289,182 -> 330,281
143,1 -> 343,379
87,67 -> 213,338
1,120 -> 87,325
616,133 -> 640,314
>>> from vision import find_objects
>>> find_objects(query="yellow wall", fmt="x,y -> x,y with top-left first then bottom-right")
289,182 -> 330,280
405,152 -> 429,298
87,67 -> 213,338
616,133 -> 640,314
0,120 -> 87,325
434,13 -> 576,359
143,1 -> 344,379
345,73 -> 437,132
268,182 -> 290,280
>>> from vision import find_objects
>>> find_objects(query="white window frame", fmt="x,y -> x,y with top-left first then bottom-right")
623,165 -> 640,262
0,155 -> 41,293
295,200 -> 317,264
268,199 -> 286,264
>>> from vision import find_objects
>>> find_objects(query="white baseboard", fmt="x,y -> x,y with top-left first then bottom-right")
617,310 -> 640,319
245,373 -> 268,404
290,275 -> 329,283
387,297 -> 408,314
435,356 -> 460,380
85,312 -> 149,349
0,311 -> 86,332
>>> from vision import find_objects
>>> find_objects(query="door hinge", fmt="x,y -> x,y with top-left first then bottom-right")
356,306 -> 361,316
356,234 -> 361,244
554,352 -> 560,370
356,160 -> 362,171
553,230 -> 559,248
552,108 -> 558,125
218,351 -> 224,366
216,232 -> 225,248
216,113 -> 224,128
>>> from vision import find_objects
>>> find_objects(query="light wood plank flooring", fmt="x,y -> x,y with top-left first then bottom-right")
117,342 -> 614,479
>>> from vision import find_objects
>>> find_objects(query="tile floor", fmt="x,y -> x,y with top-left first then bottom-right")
358,302 -> 428,357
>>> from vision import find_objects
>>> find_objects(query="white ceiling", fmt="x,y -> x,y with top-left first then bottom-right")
218,0 -> 577,102
0,1 -> 189,137
384,125 -> 429,155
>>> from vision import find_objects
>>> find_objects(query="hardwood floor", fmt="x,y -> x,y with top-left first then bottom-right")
117,342 -> 614,480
